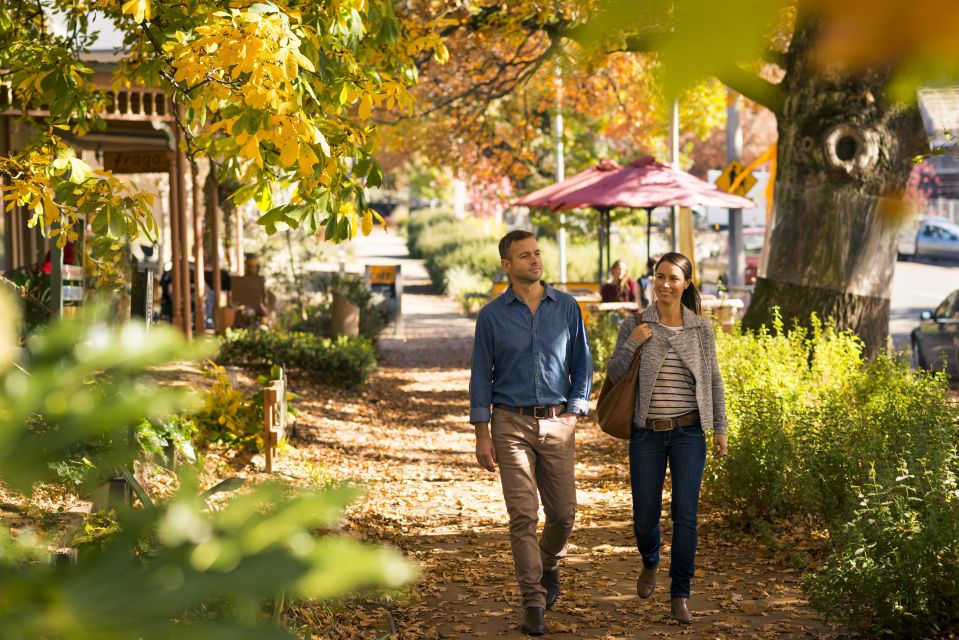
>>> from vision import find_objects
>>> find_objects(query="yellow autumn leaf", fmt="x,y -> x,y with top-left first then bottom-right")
293,51 -> 315,73
358,94 -> 373,120
240,135 -> 262,166
360,209 -> 373,236
298,144 -> 318,176
120,0 -> 152,24
280,138 -> 299,168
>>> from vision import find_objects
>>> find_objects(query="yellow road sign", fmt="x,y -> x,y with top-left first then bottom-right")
715,159 -> 757,198
368,265 -> 397,284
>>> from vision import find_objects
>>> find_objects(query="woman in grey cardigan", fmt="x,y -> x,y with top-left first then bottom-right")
605,252 -> 728,625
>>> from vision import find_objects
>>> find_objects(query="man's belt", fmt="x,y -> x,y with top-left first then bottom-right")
494,403 -> 566,419
643,411 -> 700,432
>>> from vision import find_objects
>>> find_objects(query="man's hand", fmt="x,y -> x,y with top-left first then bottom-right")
559,412 -> 579,427
712,432 -> 728,458
474,422 -> 497,472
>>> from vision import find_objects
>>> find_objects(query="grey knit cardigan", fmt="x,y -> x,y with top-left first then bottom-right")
605,304 -> 728,434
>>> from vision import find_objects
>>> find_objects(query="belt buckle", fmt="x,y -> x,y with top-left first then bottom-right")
533,406 -> 549,419
651,419 -> 673,432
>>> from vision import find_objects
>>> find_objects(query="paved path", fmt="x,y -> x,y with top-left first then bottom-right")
343,225 -> 476,369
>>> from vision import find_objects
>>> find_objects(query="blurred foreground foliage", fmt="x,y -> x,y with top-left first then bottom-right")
0,292 -> 415,638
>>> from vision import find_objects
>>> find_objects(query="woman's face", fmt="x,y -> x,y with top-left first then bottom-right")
654,260 -> 689,303
611,262 -> 626,279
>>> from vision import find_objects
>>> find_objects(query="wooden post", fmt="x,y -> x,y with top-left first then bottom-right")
0,116 -> 14,271
191,161 -> 206,334
263,377 -> 285,473
203,170 -> 223,313
175,107 -> 192,342
168,157 -> 182,330
235,204 -> 244,276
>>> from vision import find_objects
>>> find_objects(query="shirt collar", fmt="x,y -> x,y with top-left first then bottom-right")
504,281 -> 556,304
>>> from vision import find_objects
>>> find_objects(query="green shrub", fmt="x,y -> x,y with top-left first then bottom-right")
536,238 -> 605,283
706,312 -> 959,635
426,240 -> 503,291
805,455 -> 959,637
192,362 -> 263,450
405,209 -> 456,257
216,329 -> 376,388
588,310 -> 627,387
705,314 -> 865,519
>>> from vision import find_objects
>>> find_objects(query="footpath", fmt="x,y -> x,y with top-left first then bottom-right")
289,227 -> 837,639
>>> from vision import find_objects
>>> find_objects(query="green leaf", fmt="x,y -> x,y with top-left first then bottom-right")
200,476 -> 246,500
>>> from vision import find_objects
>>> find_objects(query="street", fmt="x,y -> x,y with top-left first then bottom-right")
890,259 -> 959,350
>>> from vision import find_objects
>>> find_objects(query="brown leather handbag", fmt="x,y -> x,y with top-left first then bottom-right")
596,346 -> 641,440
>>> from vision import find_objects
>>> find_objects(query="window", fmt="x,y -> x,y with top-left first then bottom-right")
935,292 -> 957,319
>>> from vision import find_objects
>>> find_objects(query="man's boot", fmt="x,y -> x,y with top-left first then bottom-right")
636,565 -> 657,599
520,607 -> 546,636
671,597 -> 693,624
540,567 -> 560,609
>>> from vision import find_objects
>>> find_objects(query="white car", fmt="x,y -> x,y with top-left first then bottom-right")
898,218 -> 959,262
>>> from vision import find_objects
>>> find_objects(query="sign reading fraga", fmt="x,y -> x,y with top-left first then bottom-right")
102,151 -> 171,174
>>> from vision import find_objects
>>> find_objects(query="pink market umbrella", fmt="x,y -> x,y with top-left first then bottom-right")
515,157 -> 753,282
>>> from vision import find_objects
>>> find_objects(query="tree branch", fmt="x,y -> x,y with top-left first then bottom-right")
562,28 -> 786,115
714,64 -> 785,115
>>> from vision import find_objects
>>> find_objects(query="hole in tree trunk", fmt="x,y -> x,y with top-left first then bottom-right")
836,135 -> 858,161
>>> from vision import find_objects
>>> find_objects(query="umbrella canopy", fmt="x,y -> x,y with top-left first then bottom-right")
514,156 -> 753,210
514,156 -> 755,287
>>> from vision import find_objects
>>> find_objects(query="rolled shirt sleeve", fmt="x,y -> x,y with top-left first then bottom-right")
469,309 -> 495,423
566,303 -> 592,415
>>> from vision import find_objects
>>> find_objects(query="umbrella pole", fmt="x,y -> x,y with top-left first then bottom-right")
646,208 -> 652,274
597,209 -> 604,286
605,209 -> 612,279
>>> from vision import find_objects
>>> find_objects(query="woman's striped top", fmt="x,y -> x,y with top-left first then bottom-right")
646,325 -> 698,419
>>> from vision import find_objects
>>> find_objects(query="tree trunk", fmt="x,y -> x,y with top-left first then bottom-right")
741,19 -> 927,356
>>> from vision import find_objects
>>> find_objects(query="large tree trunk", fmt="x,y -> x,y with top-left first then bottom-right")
741,19 -> 927,356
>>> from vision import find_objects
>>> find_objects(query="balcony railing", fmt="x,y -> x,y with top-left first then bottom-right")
0,82 -> 175,122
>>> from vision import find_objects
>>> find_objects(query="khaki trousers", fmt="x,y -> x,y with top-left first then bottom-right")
491,408 -> 577,609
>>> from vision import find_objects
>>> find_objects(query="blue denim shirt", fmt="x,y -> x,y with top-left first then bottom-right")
469,283 -> 592,423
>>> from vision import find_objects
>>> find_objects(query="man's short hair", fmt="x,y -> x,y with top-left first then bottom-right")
498,230 -> 536,260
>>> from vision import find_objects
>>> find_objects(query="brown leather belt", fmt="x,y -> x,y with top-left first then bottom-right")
494,404 -> 566,419
644,411 -> 700,432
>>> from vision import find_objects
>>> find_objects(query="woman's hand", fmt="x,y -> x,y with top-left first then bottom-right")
630,322 -> 653,345
712,432 -> 728,458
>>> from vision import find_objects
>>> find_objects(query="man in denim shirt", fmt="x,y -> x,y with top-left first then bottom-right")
470,230 -> 592,636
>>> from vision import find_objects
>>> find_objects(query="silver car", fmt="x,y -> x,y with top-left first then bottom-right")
898,218 -> 959,262
911,289 -> 959,378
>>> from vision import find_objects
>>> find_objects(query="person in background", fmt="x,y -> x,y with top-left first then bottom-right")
600,260 -> 641,305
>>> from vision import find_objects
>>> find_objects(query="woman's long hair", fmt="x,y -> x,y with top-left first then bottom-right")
609,260 -> 631,301
655,252 -> 701,315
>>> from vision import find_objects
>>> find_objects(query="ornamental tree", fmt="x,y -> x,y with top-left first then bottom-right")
0,0 -> 449,282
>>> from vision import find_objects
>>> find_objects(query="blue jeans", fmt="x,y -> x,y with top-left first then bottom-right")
629,421 -> 707,598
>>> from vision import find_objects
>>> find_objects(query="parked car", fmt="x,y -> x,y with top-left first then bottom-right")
911,288 -> 959,378
898,217 -> 959,262
698,227 -> 764,286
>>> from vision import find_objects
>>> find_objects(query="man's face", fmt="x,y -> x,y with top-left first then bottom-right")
502,237 -> 543,284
